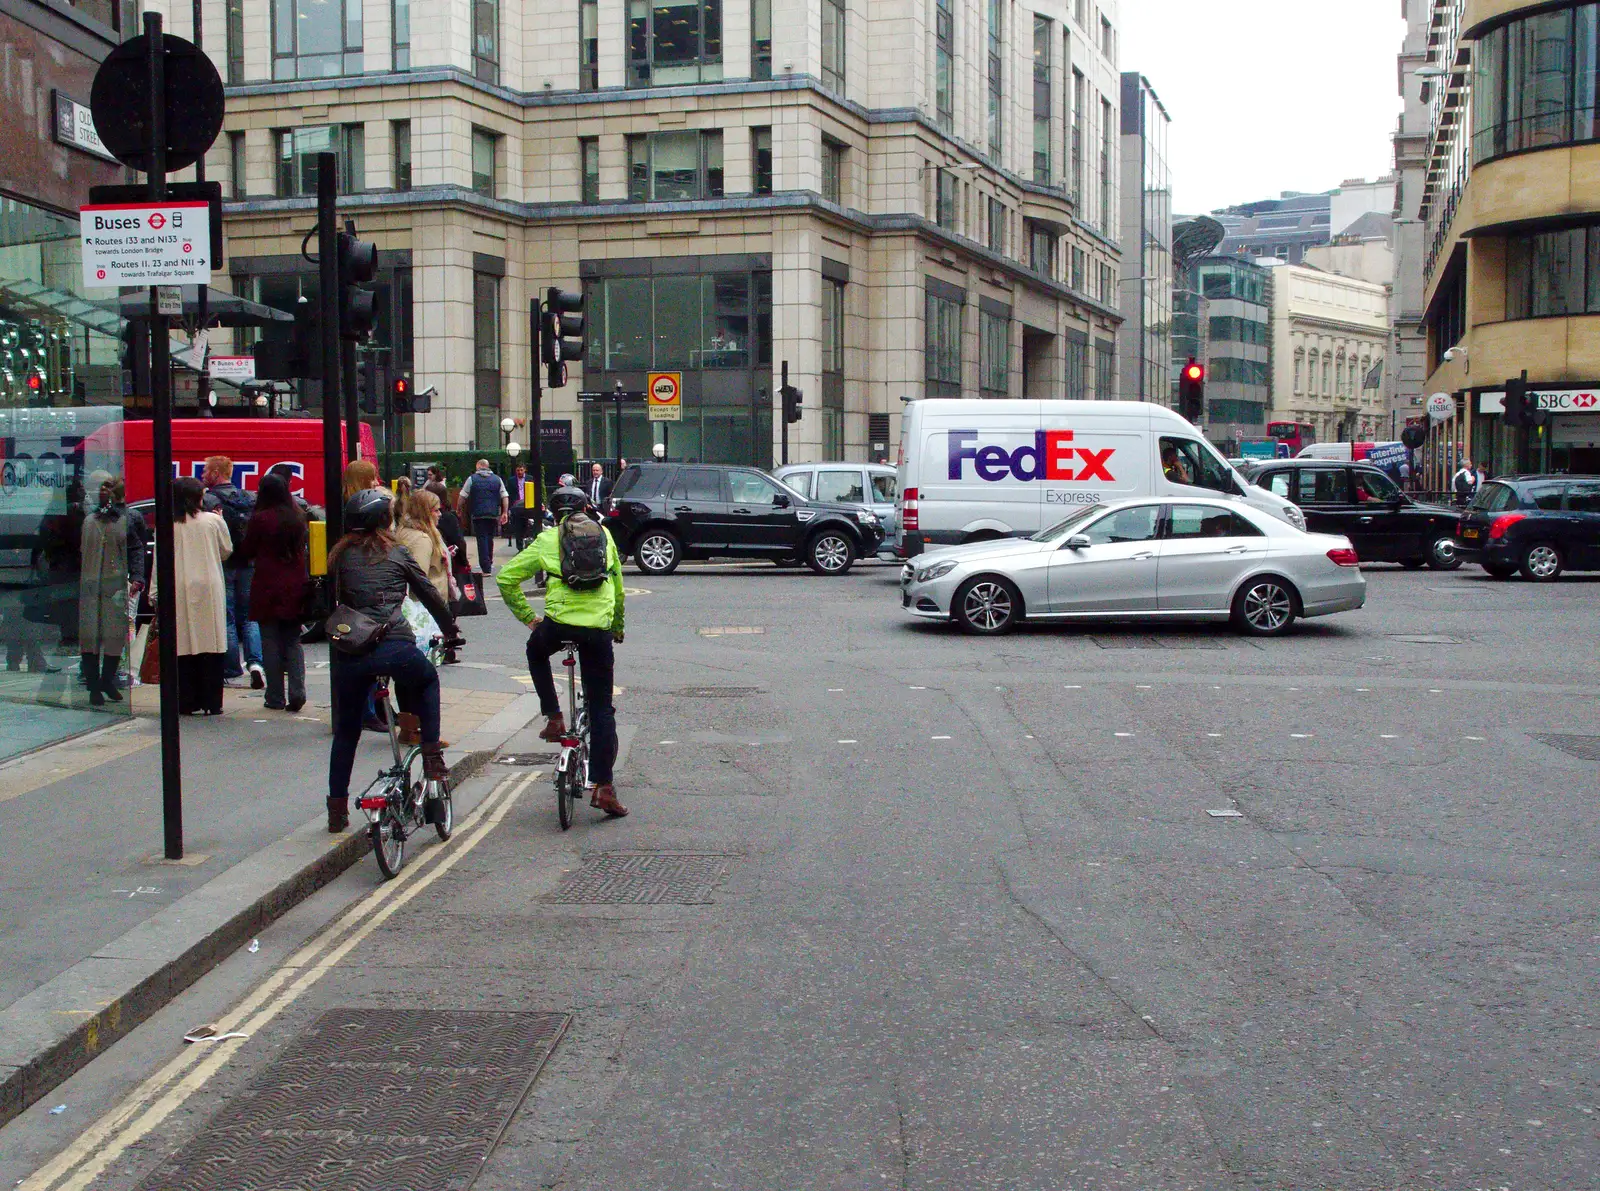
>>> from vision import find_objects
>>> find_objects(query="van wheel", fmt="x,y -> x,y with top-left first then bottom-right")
1520,542 -> 1562,582
1231,577 -> 1297,637
634,530 -> 681,575
807,531 -> 856,575
954,577 -> 1021,635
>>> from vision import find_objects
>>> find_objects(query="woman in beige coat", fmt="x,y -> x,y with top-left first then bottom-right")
395,488 -> 451,601
169,476 -> 233,714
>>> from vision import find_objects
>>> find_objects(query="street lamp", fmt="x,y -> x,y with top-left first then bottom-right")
499,416 -> 517,450
652,441 -> 666,460
506,440 -> 522,458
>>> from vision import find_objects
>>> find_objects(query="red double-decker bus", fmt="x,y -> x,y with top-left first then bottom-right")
1267,421 -> 1315,456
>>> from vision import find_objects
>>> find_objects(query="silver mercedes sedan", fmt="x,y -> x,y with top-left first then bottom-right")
899,497 -> 1366,636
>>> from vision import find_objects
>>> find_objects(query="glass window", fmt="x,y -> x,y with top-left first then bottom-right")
1167,505 -> 1262,540
729,470 -> 783,504
986,0 -> 1003,157
816,469 -> 865,503
1507,225 -> 1599,319
1295,467 -> 1349,505
392,121 -> 411,191
227,0 -> 245,83
1064,337 -> 1086,399
275,125 -> 364,195
1262,471 -> 1293,500
580,137 -> 600,203
1033,15 -> 1052,183
653,275 -> 702,369
273,0 -> 362,80
1529,484 -> 1567,510
822,140 -> 844,204
1032,503 -> 1104,542
600,277 -> 652,370
471,129 -> 497,196
752,0 -> 772,79
821,0 -> 845,93
629,0 -> 723,86
925,290 -> 962,394
871,472 -> 898,501
1353,470 -> 1400,502
752,127 -> 773,195
1095,340 -> 1114,400
1028,224 -> 1055,276
1159,437 -> 1235,494
935,169 -> 958,230
472,0 -> 498,82
473,271 -> 501,446
613,466 -> 670,500
987,197 -> 1005,253
979,310 -> 1008,393
934,0 -> 953,131
393,0 -> 410,68
627,131 -> 723,200
1566,482 -> 1600,512
822,279 -> 845,375
1081,505 -> 1160,545
703,274 -> 749,368
672,468 -> 723,501
580,0 -> 599,89
1471,482 -> 1518,512
781,470 -> 812,497
229,132 -> 247,199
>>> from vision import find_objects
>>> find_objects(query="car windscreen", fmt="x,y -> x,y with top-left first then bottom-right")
1470,482 -> 1517,513
1029,504 -> 1104,542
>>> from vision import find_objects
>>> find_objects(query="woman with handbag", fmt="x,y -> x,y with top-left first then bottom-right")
325,489 -> 460,833
77,474 -> 145,706
236,474 -> 309,713
167,477 -> 233,715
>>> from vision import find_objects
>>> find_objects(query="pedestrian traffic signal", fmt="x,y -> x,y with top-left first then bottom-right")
1178,359 -> 1205,422
781,383 -> 803,424
541,287 -> 585,390
338,228 -> 378,341
253,297 -> 320,380
391,374 -> 413,415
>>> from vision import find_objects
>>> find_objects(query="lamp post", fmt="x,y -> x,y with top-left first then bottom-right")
500,416 -> 516,451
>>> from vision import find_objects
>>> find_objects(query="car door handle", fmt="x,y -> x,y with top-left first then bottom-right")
1358,516 -> 1374,523
1132,551 -> 1155,561
1225,546 -> 1251,555
733,508 -> 753,515
673,505 -> 693,512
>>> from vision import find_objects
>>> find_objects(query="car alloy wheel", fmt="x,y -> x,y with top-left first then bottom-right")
1521,543 -> 1562,582
1235,579 -> 1294,636
1428,535 -> 1461,570
636,532 -> 680,575
956,578 -> 1017,635
809,532 -> 854,575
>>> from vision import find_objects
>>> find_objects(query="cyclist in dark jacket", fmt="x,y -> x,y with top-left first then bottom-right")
326,490 -> 460,833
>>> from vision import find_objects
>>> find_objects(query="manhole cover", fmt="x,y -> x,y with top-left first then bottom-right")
1388,634 -> 1469,645
674,686 -> 763,698
495,753 -> 553,766
547,852 -> 738,904
133,1008 -> 568,1191
1091,636 -> 1225,650
1533,733 -> 1600,761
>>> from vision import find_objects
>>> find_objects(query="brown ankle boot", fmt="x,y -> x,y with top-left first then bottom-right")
326,798 -> 350,833
538,714 -> 567,743
421,744 -> 449,782
590,784 -> 629,818
396,712 -> 422,745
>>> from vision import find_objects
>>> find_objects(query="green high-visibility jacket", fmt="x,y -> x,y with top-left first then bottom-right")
497,524 -> 626,633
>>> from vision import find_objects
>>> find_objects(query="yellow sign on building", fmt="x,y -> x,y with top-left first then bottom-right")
647,371 -> 682,422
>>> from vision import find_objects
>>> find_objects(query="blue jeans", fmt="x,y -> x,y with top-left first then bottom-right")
472,517 -> 499,573
223,565 -> 262,677
328,638 -> 441,805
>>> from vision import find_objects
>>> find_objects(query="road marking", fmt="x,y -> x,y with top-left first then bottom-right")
837,739 -> 858,744
1429,689 -> 1443,693
1207,733 -> 1222,737
931,735 -> 951,741
1136,685 -> 1152,689
1290,733 -> 1312,739
1380,734 -> 1398,739
827,688 -> 844,693
1114,732 -> 1133,738
659,739 -> 677,745
21,773 -> 533,1191
1464,735 -> 1486,741
1064,685 -> 1081,689
1356,688 -> 1371,692
909,686 -> 926,690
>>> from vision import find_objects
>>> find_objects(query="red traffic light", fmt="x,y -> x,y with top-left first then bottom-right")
393,377 -> 409,395
1184,363 -> 1204,382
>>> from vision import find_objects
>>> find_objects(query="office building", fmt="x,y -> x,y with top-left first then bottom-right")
1116,71 -> 1171,404
1266,261 -> 1390,445
1186,255 -> 1269,452
1390,0 -> 1430,425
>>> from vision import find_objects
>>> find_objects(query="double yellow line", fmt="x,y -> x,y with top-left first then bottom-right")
22,771 -> 535,1191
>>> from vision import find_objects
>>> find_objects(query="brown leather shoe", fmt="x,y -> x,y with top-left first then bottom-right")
396,712 -> 422,744
590,784 -> 629,818
421,744 -> 449,783
326,798 -> 350,833
538,714 -> 567,743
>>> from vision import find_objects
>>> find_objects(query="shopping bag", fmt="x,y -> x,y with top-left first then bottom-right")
138,622 -> 160,684
455,572 -> 489,617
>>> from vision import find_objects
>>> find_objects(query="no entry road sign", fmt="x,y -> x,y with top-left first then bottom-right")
80,201 -> 212,287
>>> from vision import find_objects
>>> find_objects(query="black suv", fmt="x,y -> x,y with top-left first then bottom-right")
1245,460 -> 1462,569
603,464 -> 885,576
1454,474 -> 1600,581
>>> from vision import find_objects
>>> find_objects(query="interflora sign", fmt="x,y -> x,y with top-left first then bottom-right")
79,201 -> 212,287
647,371 -> 683,422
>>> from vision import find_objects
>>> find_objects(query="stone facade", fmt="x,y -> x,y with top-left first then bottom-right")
1268,262 -> 1389,444
146,0 -> 1125,464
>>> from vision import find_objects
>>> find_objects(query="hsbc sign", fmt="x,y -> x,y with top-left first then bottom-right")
1480,387 -> 1600,415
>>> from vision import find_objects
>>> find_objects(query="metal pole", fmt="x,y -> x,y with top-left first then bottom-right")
781,360 -> 790,467
528,298 -> 544,519
342,336 -> 359,464
317,153 -> 342,540
191,0 -> 209,419
145,12 -> 183,861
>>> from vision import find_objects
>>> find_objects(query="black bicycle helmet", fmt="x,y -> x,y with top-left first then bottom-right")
343,488 -> 393,532
547,485 -> 591,521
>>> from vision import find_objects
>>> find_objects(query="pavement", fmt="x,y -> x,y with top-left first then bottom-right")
2,559 -> 1598,1189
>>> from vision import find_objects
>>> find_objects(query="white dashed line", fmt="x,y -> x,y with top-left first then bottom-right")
1207,732 -> 1222,737
1464,735 -> 1486,741
909,685 -> 926,690
1429,689 -> 1443,693
1356,688 -> 1371,692
659,740 -> 677,745
931,735 -> 952,741
1380,734 -> 1398,739
1114,732 -> 1134,738
827,688 -> 844,693
837,739 -> 858,744
1136,685 -> 1152,689
1290,733 -> 1312,739
1064,684 -> 1082,689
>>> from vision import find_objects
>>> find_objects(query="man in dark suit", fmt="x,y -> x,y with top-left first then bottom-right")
587,462 -> 611,507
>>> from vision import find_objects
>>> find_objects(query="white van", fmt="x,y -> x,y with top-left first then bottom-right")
897,399 -> 1305,555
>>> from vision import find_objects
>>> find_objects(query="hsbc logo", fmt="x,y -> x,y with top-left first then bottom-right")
1574,393 -> 1597,409
948,430 -> 1116,483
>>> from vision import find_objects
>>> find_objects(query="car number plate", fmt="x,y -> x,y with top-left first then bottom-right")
1462,528 -> 1481,539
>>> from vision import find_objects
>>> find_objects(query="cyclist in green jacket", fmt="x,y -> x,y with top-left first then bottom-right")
497,486 -> 628,817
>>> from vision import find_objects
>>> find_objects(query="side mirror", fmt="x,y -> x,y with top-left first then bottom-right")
1388,494 -> 1405,510
1064,534 -> 1091,550
773,493 -> 790,507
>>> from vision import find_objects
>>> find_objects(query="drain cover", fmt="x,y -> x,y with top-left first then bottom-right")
1533,733 -> 1600,761
134,1008 -> 568,1191
674,686 -> 763,697
547,852 -> 738,904
1091,636 -> 1225,650
1389,634 -> 1468,645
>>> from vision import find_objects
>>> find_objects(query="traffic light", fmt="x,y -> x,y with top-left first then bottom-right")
540,287 -> 585,390
338,228 -> 378,341
391,373 -> 413,415
1502,370 -> 1546,429
253,298 -> 320,380
781,382 -> 803,424
1178,359 -> 1205,422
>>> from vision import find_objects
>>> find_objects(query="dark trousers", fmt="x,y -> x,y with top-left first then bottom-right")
472,517 -> 499,572
259,619 -> 306,709
527,619 -> 617,786
329,638 -> 441,804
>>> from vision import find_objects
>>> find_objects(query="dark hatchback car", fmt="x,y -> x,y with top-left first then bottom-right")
603,463 -> 885,576
1454,475 -> 1600,581
1245,460 -> 1462,569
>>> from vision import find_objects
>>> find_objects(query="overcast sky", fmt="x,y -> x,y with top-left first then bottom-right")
1119,0 -> 1406,215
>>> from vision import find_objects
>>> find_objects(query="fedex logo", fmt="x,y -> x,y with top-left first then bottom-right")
948,430 -> 1115,483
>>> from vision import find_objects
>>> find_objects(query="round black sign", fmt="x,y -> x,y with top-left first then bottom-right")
89,34 -> 225,175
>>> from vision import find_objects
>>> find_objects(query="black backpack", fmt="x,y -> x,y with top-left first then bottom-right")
558,513 -> 608,590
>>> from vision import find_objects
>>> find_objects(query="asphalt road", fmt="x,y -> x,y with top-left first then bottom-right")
7,558 -> 1598,1190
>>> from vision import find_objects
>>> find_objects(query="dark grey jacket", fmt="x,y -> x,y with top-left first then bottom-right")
330,541 -> 456,644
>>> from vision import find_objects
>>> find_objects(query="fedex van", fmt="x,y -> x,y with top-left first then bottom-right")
897,399 -> 1305,556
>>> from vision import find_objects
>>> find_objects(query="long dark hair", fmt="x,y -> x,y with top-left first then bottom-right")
173,476 -> 205,521
327,525 -> 397,571
256,473 -> 308,562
